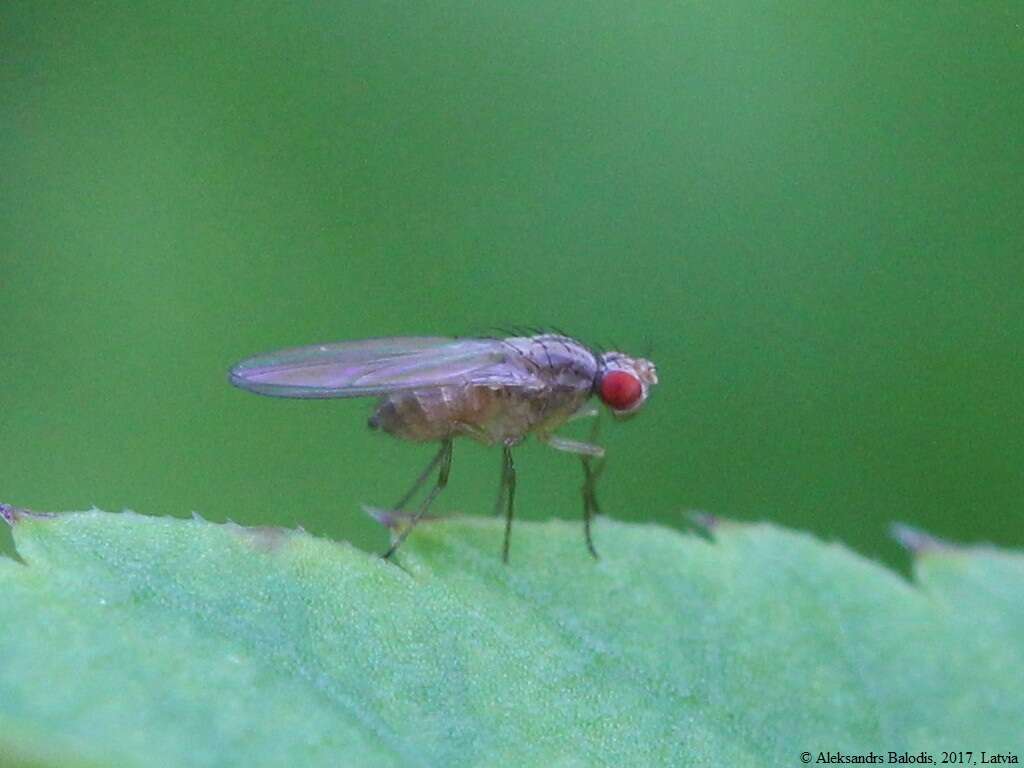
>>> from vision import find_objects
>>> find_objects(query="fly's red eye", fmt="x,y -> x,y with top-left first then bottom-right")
599,370 -> 643,410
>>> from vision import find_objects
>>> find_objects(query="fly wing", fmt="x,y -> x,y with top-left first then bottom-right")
228,336 -> 543,398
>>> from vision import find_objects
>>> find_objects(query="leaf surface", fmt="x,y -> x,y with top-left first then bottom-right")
0,508 -> 1021,767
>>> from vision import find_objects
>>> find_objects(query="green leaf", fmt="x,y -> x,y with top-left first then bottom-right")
0,507 -> 1021,768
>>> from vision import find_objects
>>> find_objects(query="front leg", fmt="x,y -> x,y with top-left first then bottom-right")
542,434 -> 606,559
579,453 -> 605,559
545,435 -> 605,458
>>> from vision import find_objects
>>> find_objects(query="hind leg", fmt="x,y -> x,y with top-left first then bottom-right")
382,439 -> 453,560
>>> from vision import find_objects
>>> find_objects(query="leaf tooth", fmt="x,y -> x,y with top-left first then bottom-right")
0,503 -> 55,526
362,504 -> 440,531
227,522 -> 294,553
362,504 -> 399,529
889,522 -> 953,555
0,504 -> 15,525
685,509 -> 720,534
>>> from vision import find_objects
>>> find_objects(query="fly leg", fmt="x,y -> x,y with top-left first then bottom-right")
581,414 -> 606,559
496,443 -> 517,564
365,442 -> 446,528
492,449 -> 508,517
382,438 -> 453,560
543,433 -> 605,560
392,443 -> 446,512
580,453 -> 606,559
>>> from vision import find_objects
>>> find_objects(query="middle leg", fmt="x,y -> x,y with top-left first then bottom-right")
498,443 -> 517,564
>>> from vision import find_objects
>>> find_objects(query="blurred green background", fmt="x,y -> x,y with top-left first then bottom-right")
2,2 -> 1022,566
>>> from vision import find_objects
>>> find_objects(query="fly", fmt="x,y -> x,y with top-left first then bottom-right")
229,333 -> 658,562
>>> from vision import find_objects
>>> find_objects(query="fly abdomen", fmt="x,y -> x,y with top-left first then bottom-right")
370,381 -> 588,446
370,388 -> 467,443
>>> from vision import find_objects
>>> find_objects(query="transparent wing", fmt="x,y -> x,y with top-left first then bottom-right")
228,336 -> 543,399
